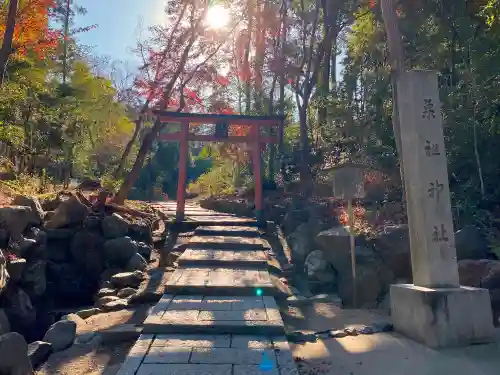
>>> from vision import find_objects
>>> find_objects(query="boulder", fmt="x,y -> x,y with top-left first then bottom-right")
305,250 -> 328,277
70,231 -> 105,280
43,320 -> 76,352
103,237 -> 138,267
111,271 -> 145,288
74,332 -> 99,345
3,287 -> 36,330
101,213 -> 129,239
282,209 -> 310,234
75,308 -> 101,320
128,221 -> 153,245
316,226 -> 377,271
43,211 -> 55,222
125,253 -> 147,272
8,237 -> 37,257
40,197 -> 61,212
337,261 -> 394,308
97,288 -> 117,298
25,227 -> 47,247
83,215 -> 102,231
0,308 -> 10,335
315,226 -> 350,253
21,260 -> 46,297
45,228 -> 75,241
117,287 -> 137,299
45,196 -> 90,229
96,295 -> 121,308
61,313 -> 86,324
0,249 -> 9,296
458,259 -> 500,287
310,267 -> 337,284
0,332 -> 33,375
101,299 -> 129,312
7,258 -> 26,283
137,242 -> 152,261
458,259 -> 500,324
27,341 -> 52,368
371,225 -> 412,281
12,195 -> 44,224
286,223 -> 316,262
46,240 -> 70,262
455,226 -> 489,260
0,206 -> 40,240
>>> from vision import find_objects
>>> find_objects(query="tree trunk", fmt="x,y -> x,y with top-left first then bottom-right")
278,5 -> 287,165
380,0 -> 405,199
0,0 -> 19,85
62,0 -> 71,84
114,117 -> 143,179
298,100 -> 311,188
243,0 -> 253,113
113,120 -> 163,204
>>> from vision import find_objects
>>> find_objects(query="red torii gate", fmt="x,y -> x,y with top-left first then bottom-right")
154,111 -> 284,223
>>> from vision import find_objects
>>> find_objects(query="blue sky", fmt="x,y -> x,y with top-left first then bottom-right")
72,1 -> 343,79
73,0 -> 165,64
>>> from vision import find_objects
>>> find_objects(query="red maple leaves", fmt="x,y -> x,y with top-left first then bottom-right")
0,0 -> 61,60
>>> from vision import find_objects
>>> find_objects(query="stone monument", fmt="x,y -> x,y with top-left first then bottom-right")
390,70 -> 494,348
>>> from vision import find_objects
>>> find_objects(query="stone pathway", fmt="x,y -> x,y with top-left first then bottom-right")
117,202 -> 298,375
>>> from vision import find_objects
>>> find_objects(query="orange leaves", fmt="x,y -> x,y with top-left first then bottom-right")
0,0 -> 60,59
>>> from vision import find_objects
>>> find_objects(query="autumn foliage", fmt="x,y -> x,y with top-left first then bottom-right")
0,0 -> 60,60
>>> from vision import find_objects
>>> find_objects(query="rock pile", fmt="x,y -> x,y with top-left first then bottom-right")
0,192 -> 156,372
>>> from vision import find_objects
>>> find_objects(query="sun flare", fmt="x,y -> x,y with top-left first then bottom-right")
206,5 -> 230,29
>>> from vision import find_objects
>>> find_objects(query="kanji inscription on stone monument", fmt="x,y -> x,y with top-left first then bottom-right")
424,140 -> 440,156
396,70 -> 459,288
428,180 -> 444,201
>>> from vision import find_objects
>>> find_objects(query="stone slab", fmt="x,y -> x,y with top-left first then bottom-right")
188,235 -> 270,250
194,226 -> 262,237
391,284 -> 494,348
189,217 -> 257,224
119,333 -> 298,375
190,347 -> 275,365
152,334 -> 231,348
136,364 -> 232,375
115,334 -> 154,375
143,295 -> 284,335
166,267 -> 278,296
177,249 -> 269,268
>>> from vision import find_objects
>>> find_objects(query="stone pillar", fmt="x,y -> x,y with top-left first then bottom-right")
390,70 -> 494,348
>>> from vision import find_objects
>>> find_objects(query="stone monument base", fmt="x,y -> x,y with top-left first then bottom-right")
390,284 -> 494,348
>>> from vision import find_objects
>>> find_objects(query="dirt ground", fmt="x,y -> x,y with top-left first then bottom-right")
282,302 -> 500,375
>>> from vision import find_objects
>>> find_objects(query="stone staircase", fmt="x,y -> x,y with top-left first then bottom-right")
117,203 -> 298,375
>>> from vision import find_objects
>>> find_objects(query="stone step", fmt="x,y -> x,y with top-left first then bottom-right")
165,267 -> 279,296
194,225 -> 263,238
143,295 -> 285,335
177,249 -> 269,268
187,217 -> 258,224
188,235 -> 270,250
117,333 -> 298,375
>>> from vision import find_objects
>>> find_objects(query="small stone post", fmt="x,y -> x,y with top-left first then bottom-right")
330,163 -> 365,308
390,70 -> 494,348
